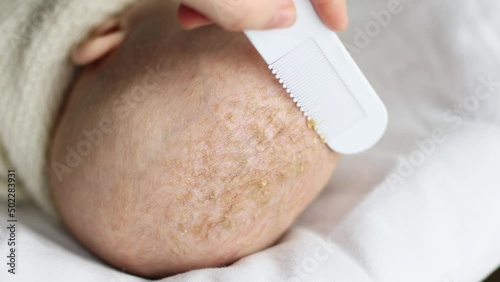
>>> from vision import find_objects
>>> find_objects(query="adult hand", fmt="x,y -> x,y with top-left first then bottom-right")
177,0 -> 348,32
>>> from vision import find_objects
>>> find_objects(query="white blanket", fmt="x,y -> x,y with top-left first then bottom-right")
1,0 -> 500,281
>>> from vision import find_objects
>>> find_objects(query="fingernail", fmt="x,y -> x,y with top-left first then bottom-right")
265,0 -> 296,29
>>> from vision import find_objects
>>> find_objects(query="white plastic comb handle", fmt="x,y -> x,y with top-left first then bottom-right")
244,0 -> 388,154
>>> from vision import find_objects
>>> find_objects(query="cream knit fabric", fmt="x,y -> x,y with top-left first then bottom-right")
0,0 -> 137,216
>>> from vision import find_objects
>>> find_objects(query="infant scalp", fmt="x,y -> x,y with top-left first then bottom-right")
49,14 -> 338,277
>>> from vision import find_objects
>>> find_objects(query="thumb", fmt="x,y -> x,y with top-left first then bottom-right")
179,0 -> 297,31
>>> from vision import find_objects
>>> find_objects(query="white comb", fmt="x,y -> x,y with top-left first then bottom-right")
244,0 -> 388,154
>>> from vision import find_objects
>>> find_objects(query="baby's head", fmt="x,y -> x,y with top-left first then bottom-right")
49,0 -> 338,277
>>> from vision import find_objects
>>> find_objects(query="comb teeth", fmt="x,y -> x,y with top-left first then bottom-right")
269,64 -> 321,140
270,64 -> 308,116
269,60 -> 309,118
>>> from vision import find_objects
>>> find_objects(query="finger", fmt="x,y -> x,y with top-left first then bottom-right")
311,0 -> 349,31
179,0 -> 296,31
177,4 -> 213,30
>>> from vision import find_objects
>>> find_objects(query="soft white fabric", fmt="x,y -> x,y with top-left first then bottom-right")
1,0 -> 500,281
0,0 -> 136,216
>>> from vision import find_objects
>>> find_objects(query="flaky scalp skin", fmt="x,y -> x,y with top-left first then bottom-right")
49,1 -> 338,278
